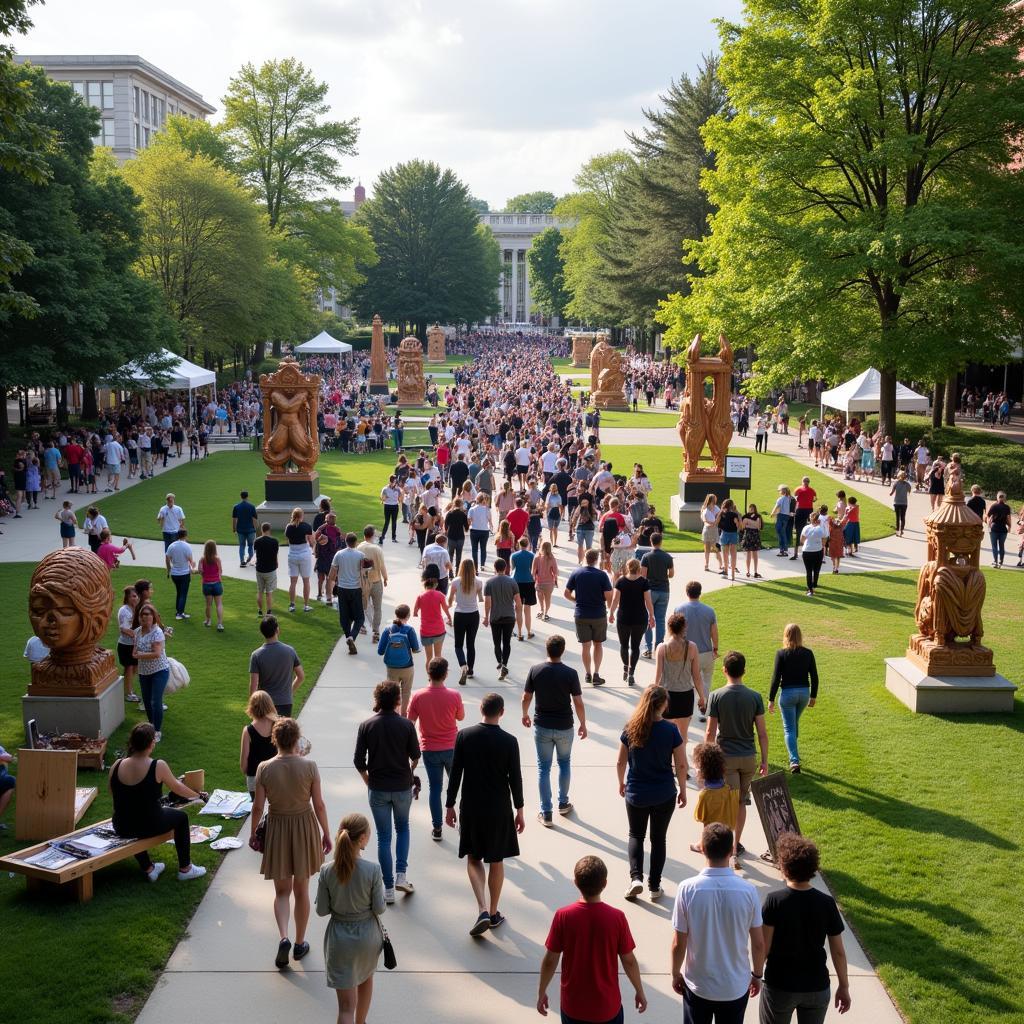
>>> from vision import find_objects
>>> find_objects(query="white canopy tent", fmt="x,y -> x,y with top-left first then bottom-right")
115,348 -> 217,415
819,367 -> 929,420
295,331 -> 353,357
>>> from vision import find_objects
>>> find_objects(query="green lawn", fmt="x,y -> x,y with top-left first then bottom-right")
0,565 -> 339,1024
601,443 -> 894,550
704,569 -> 1024,1024
594,408 -> 679,428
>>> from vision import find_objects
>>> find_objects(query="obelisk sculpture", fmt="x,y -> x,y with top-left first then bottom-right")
369,313 -> 388,394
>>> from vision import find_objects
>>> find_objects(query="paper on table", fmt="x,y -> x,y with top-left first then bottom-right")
72,833 -> 114,852
24,848 -> 78,869
199,790 -> 252,817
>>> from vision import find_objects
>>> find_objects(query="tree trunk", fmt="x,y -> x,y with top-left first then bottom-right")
878,368 -> 897,440
272,338 -> 282,358
81,379 -> 98,422
0,387 -> 9,441
931,380 -> 944,428
56,384 -> 69,427
944,375 -> 957,427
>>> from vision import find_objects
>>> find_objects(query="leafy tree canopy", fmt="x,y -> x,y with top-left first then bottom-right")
526,227 -> 569,320
505,190 -> 557,213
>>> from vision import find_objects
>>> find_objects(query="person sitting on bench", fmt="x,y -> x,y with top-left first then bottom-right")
110,723 -> 209,882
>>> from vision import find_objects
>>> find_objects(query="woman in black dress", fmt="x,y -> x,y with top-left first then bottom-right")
740,503 -> 764,579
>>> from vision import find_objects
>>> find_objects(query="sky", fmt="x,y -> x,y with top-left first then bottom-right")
16,0 -> 744,209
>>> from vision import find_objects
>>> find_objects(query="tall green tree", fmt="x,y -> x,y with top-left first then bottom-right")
152,113 -> 232,167
352,160 -> 500,336
526,227 -> 570,320
660,0 -> 1024,436
467,196 -> 489,213
505,190 -> 557,213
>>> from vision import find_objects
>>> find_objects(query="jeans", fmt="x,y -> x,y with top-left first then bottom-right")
625,797 -> 675,889
237,530 -> 255,564
171,573 -> 190,614
802,550 -> 823,590
758,984 -> 830,1024
775,515 -> 792,553
368,787 -> 412,889
337,587 -> 365,639
644,589 -> 670,652
470,529 -> 489,570
490,618 -> 514,667
453,610 -> 479,670
534,727 -> 574,814
683,985 -> 747,1024
447,539 -> 464,567
991,526 -> 1008,564
162,531 -> 177,551
422,749 -> 453,829
779,686 -> 810,765
383,504 -> 399,540
140,668 -> 170,732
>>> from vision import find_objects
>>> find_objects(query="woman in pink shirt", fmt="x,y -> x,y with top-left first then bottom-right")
533,540 -> 559,621
199,539 -> 225,630
413,576 -> 452,666
96,528 -> 136,569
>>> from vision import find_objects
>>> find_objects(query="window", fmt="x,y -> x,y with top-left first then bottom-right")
71,81 -> 84,99
150,94 -> 157,124
158,98 -> 165,125
92,118 -> 116,148
134,86 -> 139,116
134,123 -> 141,150
87,81 -> 102,108
143,127 -> 150,148
102,81 -> 113,109
142,90 -> 149,123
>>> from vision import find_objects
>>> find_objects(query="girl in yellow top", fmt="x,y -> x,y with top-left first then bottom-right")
689,742 -> 739,853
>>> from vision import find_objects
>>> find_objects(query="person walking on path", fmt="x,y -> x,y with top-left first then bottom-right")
675,581 -> 719,721
768,623 -> 819,773
759,833 -> 851,1024
700,495 -> 723,574
640,532 -> 674,658
253,523 -> 280,618
511,536 -> 537,640
986,491 -> 1013,568
314,513 -> 343,607
414,575 -> 451,666
449,558 -> 482,683
617,684 -> 687,901
533,539 -> 559,622
250,717 -> 332,969
329,532 -> 369,654
608,558 -> 654,687
522,635 -> 588,827
537,855 -> 647,1023
377,605 -> 422,716
565,548 -> 614,687
771,486 -> 795,557
353,681 -> 421,904
408,657 -> 465,841
285,508 -> 315,613
468,493 -> 492,571
422,532 -> 454,597
249,615 -> 305,717
132,604 -> 171,741
316,812 -> 385,1024
484,557 -> 522,681
358,525 -> 388,643
381,476 -> 402,543
156,493 -> 186,551
654,611 -> 707,775
705,652 -> 769,870
240,690 -> 277,798
55,499 -> 77,547
791,479 -> 816,562
165,529 -> 196,619
889,471 -> 913,537
445,692 -> 525,937
671,822 -> 765,1024
232,490 -> 259,568
799,512 -> 828,597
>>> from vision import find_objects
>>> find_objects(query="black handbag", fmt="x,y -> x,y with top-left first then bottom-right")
249,813 -> 267,852
374,912 -> 397,969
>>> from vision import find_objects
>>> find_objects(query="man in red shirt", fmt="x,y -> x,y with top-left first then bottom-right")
64,438 -> 85,494
506,497 -> 530,541
791,477 -> 816,561
538,855 -> 647,1023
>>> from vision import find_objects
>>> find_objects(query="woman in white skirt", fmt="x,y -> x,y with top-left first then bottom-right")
699,493 -> 723,573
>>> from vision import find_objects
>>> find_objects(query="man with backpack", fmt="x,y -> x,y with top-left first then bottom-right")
377,604 -> 422,717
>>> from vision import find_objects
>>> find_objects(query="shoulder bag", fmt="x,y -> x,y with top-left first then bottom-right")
373,912 -> 397,969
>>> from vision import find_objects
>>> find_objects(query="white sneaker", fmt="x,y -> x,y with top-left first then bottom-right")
154,731 -> 162,743
395,873 -> 414,893
147,862 -> 166,883
625,878 -> 643,900
288,603 -> 296,612
177,864 -> 207,881
649,886 -> 665,900
384,887 -> 396,904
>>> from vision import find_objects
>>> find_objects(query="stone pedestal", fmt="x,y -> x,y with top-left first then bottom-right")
22,675 -> 124,739
264,472 -> 320,504
885,657 -> 1017,713
256,497 -> 331,534
571,334 -> 592,368
592,390 -> 628,410
669,475 -> 731,532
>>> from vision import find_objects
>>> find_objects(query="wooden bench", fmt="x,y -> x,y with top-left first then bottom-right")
15,748 -> 98,842
0,819 -> 172,903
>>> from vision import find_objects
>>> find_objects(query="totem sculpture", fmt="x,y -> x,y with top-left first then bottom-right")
589,335 -> 627,409
677,333 -> 735,480
908,475 -> 995,677
260,357 -> 321,475
426,324 -> 446,363
571,333 -> 592,368
369,314 -> 388,393
397,336 -> 426,406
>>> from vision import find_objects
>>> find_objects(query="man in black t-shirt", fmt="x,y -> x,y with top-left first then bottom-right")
253,523 -> 280,617
521,635 -> 587,827
986,490 -> 1013,567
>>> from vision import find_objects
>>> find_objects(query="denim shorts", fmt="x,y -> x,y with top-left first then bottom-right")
719,530 -> 739,546
202,581 -> 223,597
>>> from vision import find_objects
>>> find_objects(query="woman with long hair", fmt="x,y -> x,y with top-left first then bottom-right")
717,498 -> 740,582
653,612 -> 706,775
199,539 -> 224,630
545,483 -> 563,547
316,813 -> 385,1024
570,494 -> 596,564
533,540 -> 559,621
495,479 -> 516,522
740,503 -> 763,579
412,500 -> 434,560
616,685 -> 687,901
284,508 -> 314,613
117,585 -> 141,704
494,519 -> 515,566
608,557 -> 654,687
768,623 -> 819,773
132,603 -> 170,742
700,494 -> 723,573
449,558 -> 482,684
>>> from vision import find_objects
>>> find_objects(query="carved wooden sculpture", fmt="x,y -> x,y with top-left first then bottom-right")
369,314 -> 387,389
426,324 -> 446,363
397,336 -> 425,406
678,333 -> 735,480
260,357 -> 321,474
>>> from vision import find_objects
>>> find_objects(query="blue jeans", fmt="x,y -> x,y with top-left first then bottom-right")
779,686 -> 810,765
422,749 -> 453,829
368,788 -> 412,889
775,514 -> 792,553
990,526 -> 1008,564
534,726 -> 574,814
237,530 -> 256,564
140,668 -> 170,733
644,588 -> 670,652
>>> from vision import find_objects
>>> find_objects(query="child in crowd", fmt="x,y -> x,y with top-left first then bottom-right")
689,742 -> 739,854
844,495 -> 861,555
239,690 -> 277,797
55,499 -> 77,547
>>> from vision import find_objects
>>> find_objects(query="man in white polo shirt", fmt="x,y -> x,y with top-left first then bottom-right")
671,822 -> 764,1024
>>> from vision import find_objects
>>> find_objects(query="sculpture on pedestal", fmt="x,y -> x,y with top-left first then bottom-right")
260,357 -> 321,474
677,333 -> 734,480
369,314 -> 388,393
907,476 -> 995,676
397,336 -> 425,406
589,335 -> 627,409
571,333 -> 592,368
27,548 -> 117,697
426,324 -> 446,363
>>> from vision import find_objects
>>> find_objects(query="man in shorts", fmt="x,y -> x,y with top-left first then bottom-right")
564,548 -> 613,686
253,522 -> 279,617
705,651 -> 768,870
445,692 -> 525,937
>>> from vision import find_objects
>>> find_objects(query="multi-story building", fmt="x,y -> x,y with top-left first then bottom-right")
315,184 -> 367,318
13,54 -> 215,161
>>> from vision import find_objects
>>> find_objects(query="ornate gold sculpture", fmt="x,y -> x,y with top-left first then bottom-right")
590,334 -> 627,409
426,324 -> 446,363
28,548 -> 117,697
260,357 -> 321,475
369,314 -> 387,390
397,336 -> 425,406
908,476 -> 995,676
677,333 -> 735,481
571,333 -> 592,368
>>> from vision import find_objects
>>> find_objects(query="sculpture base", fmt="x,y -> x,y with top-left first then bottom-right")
265,472 -> 320,504
572,359 -> 589,368
28,651 -> 118,699
906,636 -> 995,677
369,382 -> 389,395
396,392 -> 425,407
23,675 -> 125,739
592,391 -> 627,410
426,356 -> 444,365
670,475 -> 731,532
885,657 -> 1015,713
256,497 -> 331,534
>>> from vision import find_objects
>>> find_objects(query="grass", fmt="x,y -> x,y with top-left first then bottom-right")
594,409 -> 679,428
600,443 -> 894,550
703,568 -> 1024,1024
0,564 -> 339,1024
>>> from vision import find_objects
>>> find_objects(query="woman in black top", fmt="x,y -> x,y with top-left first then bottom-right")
717,499 -> 741,582
444,498 -> 470,567
768,623 -> 819,772
608,558 -> 654,686
110,722 -> 208,881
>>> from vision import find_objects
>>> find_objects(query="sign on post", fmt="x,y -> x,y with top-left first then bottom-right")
751,772 -> 801,864
724,455 -> 751,489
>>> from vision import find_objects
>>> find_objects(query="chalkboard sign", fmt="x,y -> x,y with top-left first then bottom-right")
751,772 -> 801,864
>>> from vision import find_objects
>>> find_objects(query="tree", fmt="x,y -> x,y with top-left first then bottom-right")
352,160 -> 500,336
467,196 -> 489,213
660,0 -> 1024,437
505,190 -> 557,213
152,113 -> 232,167
526,227 -> 569,320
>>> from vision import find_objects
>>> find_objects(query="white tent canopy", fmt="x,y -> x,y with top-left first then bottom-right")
118,349 -> 216,391
295,331 -> 352,356
820,367 -> 929,418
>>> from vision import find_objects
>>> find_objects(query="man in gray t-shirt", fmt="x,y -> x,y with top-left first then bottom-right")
676,582 -> 719,717
249,616 -> 304,716
483,558 -> 522,680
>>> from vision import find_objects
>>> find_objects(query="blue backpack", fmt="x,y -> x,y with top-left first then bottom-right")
383,626 -> 413,668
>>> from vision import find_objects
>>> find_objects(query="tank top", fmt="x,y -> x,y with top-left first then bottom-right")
452,579 -> 483,613
661,643 -> 694,693
111,758 -> 162,834
200,558 -> 221,583
246,723 -> 277,777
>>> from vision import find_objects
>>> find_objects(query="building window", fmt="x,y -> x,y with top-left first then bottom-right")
150,94 -> 158,124
91,118 -> 115,148
502,249 -> 513,320
102,81 -> 113,109
158,98 -> 165,125
134,123 -> 141,150
71,81 -> 84,99
516,249 -> 527,322
143,127 -> 150,148
134,86 -> 139,116
86,81 -> 102,108
142,90 -> 149,123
